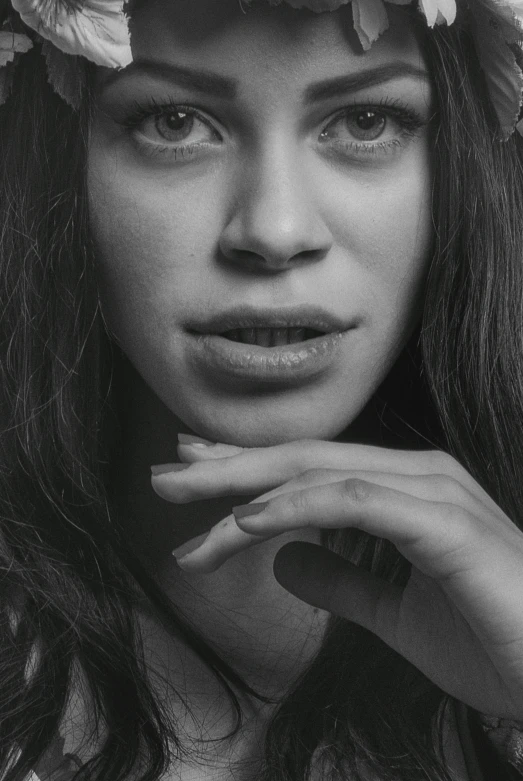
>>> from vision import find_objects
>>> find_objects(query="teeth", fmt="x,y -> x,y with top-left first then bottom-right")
222,327 -> 323,346
272,328 -> 289,347
240,328 -> 257,345
289,328 -> 306,343
256,328 -> 271,347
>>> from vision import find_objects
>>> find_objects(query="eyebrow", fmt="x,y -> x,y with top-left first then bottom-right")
100,59 -> 429,102
304,63 -> 430,102
100,59 -> 239,99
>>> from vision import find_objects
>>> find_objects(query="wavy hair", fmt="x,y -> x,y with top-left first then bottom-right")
0,5 -> 522,780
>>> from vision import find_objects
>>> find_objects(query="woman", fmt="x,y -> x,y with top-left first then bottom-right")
1,0 -> 523,777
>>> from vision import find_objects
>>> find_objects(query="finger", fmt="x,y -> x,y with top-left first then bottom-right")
175,511 -> 271,573
174,473 -> 344,573
151,440 -> 503,522
176,435 -> 249,463
231,477 -> 425,541
274,541 -> 402,645
232,477 -> 493,579
175,470 -> 504,573
276,543 -> 523,714
241,469 -> 495,530
235,477 -> 523,586
173,466 -> 324,572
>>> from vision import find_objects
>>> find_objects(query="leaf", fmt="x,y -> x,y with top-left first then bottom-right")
42,39 -> 86,110
469,0 -> 523,139
0,30 -> 32,66
352,0 -> 389,49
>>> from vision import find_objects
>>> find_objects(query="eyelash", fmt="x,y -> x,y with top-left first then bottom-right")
321,97 -> 428,157
121,97 -> 221,160
119,95 -> 428,162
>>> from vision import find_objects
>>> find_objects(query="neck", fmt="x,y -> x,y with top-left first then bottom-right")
109,359 -> 329,707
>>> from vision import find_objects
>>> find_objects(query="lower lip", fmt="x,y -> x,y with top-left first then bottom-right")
186,330 -> 349,384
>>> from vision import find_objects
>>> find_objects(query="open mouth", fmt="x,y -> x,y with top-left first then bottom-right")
219,327 -> 326,347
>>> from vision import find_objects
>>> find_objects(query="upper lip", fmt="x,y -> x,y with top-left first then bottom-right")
186,305 -> 353,334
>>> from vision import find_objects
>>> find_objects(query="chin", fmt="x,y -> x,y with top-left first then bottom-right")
173,393 -> 367,447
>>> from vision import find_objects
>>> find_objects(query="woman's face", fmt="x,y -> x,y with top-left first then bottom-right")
88,0 -> 433,446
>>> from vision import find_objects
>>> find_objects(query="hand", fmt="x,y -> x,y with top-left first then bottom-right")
151,437 -> 523,719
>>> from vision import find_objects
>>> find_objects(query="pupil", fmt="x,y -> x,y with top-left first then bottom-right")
165,111 -> 187,131
357,111 -> 380,130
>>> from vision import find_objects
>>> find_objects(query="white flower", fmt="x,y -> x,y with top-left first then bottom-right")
0,30 -> 32,66
417,0 -> 456,27
11,0 -> 132,68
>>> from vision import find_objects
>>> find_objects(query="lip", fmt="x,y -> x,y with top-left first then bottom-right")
185,305 -> 356,385
185,304 -> 351,335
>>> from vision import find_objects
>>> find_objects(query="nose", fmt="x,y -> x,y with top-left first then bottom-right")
218,144 -> 333,272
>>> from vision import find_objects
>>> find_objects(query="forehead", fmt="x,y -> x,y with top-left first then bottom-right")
127,0 -> 425,82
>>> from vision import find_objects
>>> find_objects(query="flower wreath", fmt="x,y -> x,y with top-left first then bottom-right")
0,0 -> 523,137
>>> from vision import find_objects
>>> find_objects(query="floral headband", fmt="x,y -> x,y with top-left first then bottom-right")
1,0 -> 523,138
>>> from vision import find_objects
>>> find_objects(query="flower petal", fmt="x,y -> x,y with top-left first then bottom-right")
0,31 -> 32,66
11,0 -> 132,68
418,0 -> 456,26
434,0 -> 457,24
352,0 -> 389,49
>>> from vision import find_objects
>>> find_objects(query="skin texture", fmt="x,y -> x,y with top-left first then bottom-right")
86,3 -> 503,777
89,0 -> 433,447
159,439 -> 523,722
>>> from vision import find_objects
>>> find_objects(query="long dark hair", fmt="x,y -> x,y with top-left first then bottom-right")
0,4 -> 522,779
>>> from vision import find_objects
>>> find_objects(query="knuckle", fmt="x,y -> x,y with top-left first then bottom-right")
290,468 -> 333,488
287,490 -> 309,515
425,449 -> 464,478
340,477 -> 373,504
437,502 -> 476,533
427,473 -> 467,502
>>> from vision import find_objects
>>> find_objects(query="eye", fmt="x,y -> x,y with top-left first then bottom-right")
137,107 -> 219,146
345,109 -> 386,140
320,108 -> 390,144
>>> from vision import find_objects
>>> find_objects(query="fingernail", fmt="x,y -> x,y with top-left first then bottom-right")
151,463 -> 191,476
232,502 -> 269,520
172,534 -> 207,559
177,433 -> 214,447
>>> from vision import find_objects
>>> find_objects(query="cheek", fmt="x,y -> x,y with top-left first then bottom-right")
87,144 -> 226,341
326,151 -> 432,331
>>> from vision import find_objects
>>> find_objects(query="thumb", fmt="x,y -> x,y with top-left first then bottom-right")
273,541 -> 403,645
